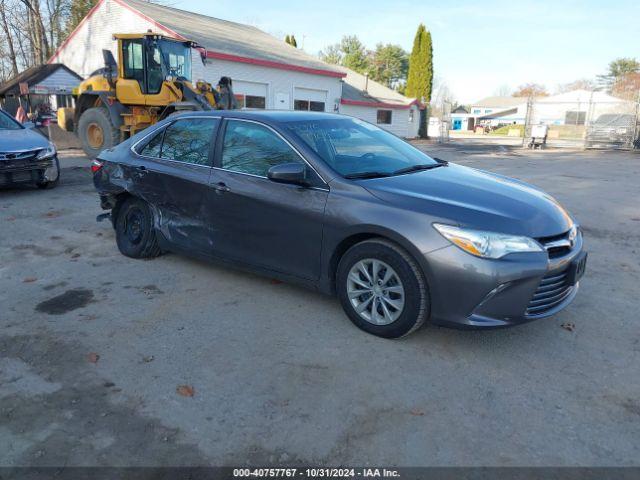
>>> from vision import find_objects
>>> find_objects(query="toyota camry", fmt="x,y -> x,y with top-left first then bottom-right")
93,111 -> 586,338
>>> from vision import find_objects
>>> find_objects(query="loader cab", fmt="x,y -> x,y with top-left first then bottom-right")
115,33 -> 193,106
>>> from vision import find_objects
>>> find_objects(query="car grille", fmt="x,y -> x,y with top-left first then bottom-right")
536,229 -> 573,258
0,149 -> 40,161
0,149 -> 47,186
526,267 -> 574,317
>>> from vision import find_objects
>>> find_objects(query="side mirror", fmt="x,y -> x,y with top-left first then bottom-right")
267,162 -> 308,186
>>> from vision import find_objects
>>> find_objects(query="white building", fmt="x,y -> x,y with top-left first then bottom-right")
451,90 -> 633,131
0,63 -> 82,116
460,96 -> 528,129
531,90 -> 631,126
48,0 -> 421,137
337,67 -> 421,138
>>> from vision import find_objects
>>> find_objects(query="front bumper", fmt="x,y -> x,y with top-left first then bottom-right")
422,233 -> 585,329
0,156 -> 54,186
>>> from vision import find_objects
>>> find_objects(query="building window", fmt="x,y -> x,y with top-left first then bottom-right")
245,95 -> 266,109
377,110 -> 392,125
55,95 -> 73,109
409,109 -> 414,122
472,109 -> 481,114
235,94 -> 266,109
294,99 -> 325,111
565,111 -> 586,125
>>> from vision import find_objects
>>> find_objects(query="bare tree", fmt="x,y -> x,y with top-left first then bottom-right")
494,84 -> 512,97
556,78 -> 596,93
512,83 -> 549,98
0,0 -> 19,77
20,0 -> 51,63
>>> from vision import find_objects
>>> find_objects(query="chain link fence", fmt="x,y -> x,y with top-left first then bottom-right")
523,94 -> 640,149
427,100 -> 451,143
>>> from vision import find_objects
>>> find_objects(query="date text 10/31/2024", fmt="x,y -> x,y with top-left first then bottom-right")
233,468 -> 401,478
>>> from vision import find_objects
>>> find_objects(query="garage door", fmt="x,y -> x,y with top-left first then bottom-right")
234,80 -> 268,109
294,87 -> 327,112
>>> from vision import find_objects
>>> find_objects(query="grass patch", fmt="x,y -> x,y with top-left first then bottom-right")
489,124 -> 525,137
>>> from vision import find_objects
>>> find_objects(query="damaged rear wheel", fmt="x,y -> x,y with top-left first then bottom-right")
115,197 -> 161,259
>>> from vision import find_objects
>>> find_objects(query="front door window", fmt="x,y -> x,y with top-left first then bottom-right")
221,120 -> 304,177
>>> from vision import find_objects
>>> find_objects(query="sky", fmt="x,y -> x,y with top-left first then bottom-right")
172,0 -> 639,103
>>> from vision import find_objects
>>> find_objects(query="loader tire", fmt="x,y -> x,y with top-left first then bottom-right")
78,107 -> 119,159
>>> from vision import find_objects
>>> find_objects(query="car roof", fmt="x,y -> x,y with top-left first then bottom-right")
174,110 -> 346,123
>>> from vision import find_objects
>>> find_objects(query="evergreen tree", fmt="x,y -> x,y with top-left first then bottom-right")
319,44 -> 342,65
285,34 -> 291,45
65,0 -> 98,36
368,43 -> 408,88
405,24 -> 433,103
290,35 -> 297,48
340,35 -> 369,74
608,58 -> 640,78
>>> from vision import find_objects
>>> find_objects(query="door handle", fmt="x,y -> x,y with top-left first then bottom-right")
212,182 -> 230,193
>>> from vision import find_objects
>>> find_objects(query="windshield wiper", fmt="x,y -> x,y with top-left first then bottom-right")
344,171 -> 391,179
392,162 -> 447,176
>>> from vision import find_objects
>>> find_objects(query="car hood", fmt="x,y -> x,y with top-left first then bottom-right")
0,128 -> 50,153
361,163 -> 574,238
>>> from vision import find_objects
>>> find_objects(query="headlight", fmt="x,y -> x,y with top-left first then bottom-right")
433,223 -> 543,259
36,143 -> 56,160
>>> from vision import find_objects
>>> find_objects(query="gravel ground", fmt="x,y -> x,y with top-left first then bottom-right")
1,143 -> 639,467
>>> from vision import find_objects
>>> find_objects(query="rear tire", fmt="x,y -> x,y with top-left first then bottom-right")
114,197 -> 161,259
337,239 -> 429,338
78,107 -> 119,159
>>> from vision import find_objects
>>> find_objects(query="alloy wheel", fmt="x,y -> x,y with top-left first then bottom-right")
346,258 -> 405,325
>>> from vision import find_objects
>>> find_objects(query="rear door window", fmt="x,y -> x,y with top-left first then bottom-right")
159,118 -> 219,166
138,130 -> 164,157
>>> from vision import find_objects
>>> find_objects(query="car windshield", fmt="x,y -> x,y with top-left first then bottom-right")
286,117 -> 437,178
0,110 -> 23,130
158,39 -> 191,81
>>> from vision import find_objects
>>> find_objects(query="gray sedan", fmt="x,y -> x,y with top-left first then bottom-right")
93,111 -> 586,338
0,108 -> 60,189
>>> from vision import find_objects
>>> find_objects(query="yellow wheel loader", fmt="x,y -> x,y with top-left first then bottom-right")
58,32 -> 234,158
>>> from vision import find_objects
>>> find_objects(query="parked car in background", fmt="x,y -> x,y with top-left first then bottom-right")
585,113 -> 639,149
0,108 -> 60,189
93,111 -> 586,338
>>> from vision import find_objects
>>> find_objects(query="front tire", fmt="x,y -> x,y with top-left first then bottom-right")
337,239 -> 429,338
114,197 -> 161,259
78,107 -> 119,159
